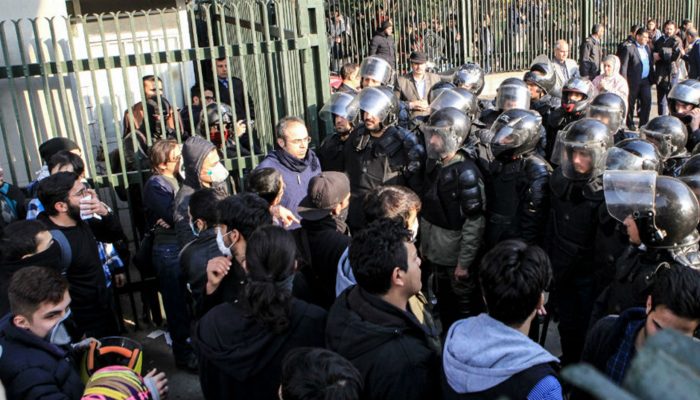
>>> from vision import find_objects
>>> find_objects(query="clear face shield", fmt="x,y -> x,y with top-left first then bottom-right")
588,105 -> 624,133
489,124 -> 525,159
422,125 -> 461,160
320,92 -> 354,125
430,89 -> 474,116
359,57 -> 393,87
640,127 -> 674,161
605,147 -> 659,172
496,85 -> 531,111
603,170 -> 656,224
557,139 -> 607,180
346,88 -> 394,125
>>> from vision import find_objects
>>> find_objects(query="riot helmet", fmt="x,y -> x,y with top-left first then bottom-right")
669,79 -> 700,118
428,82 -> 456,103
587,92 -> 627,133
489,109 -> 543,160
359,56 -> 394,87
604,171 -> 700,248
555,118 -> 611,180
640,115 -> 688,160
605,138 -> 662,172
523,62 -> 556,96
320,92 -> 355,134
347,86 -> 399,128
679,154 -> 700,202
420,107 -> 472,160
198,102 -> 234,146
430,87 -> 478,119
561,77 -> 596,115
453,62 -> 485,95
495,78 -> 531,111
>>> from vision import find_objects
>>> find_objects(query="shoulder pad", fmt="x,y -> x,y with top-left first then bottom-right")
458,166 -> 484,215
524,155 -> 553,179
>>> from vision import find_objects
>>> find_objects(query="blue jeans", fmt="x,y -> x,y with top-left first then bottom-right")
152,243 -> 192,361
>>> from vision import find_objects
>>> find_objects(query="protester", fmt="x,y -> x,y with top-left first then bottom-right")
337,62 -> 361,95
580,24 -> 604,79
81,366 -> 168,400
0,166 -> 26,228
280,347 -> 363,400
592,55 -> 630,109
369,20 -> 396,68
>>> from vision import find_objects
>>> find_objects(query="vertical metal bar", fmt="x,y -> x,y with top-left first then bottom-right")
48,17 -> 77,142
30,18 -> 60,140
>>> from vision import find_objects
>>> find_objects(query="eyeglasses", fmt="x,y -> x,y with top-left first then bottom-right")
286,136 -> 312,146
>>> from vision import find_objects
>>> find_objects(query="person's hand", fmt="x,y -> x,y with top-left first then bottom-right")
155,218 -> 171,229
690,108 -> 700,131
410,100 -> 429,112
234,120 -> 247,137
80,189 -> 110,217
536,302 -> 547,316
113,273 -> 126,288
271,205 -> 300,228
206,256 -> 232,294
454,264 -> 469,281
653,52 -> 661,62
145,369 -> 169,399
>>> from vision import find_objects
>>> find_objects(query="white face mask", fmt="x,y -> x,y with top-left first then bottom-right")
216,227 -> 234,257
409,219 -> 419,242
46,308 -> 72,346
208,163 -> 229,183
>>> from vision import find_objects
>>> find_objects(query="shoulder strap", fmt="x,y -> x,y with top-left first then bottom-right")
49,229 -> 72,275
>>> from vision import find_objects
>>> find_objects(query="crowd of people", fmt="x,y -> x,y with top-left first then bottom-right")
2,12 -> 700,400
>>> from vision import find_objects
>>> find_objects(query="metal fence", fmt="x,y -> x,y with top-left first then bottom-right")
327,0 -> 699,75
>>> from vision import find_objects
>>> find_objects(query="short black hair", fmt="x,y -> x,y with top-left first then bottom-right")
663,20 -> 677,29
478,239 -> 552,326
281,347 -> 363,400
9,266 -> 68,321
650,265 -> 700,320
217,193 -> 272,240
245,167 -> 282,205
189,188 -> 225,226
37,172 -> 79,217
48,150 -> 85,177
190,82 -> 215,101
349,219 -> 412,295
0,220 -> 48,262
636,27 -> 648,37
340,63 -> 359,80
631,23 -> 643,34
363,185 -> 421,224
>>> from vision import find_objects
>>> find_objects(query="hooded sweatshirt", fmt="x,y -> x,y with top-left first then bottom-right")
443,313 -> 562,399
174,136 -> 226,248
192,298 -> 326,400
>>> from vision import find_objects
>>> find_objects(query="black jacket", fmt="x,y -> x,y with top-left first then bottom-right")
580,36 -> 603,79
653,35 -> 683,85
179,227 -> 228,316
215,76 -> 255,121
193,298 -> 326,400
294,215 -> 350,309
581,307 -> 646,373
317,132 -> 348,172
369,31 -> 396,67
0,316 -> 84,400
326,286 -> 441,400
619,41 -> 656,88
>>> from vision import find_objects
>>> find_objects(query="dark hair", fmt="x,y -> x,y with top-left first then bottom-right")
591,23 -> 603,35
650,265 -> 700,320
663,20 -> 677,29
631,24 -> 643,34
478,240 -> 552,326
149,139 -> 179,174
244,225 -> 296,333
245,168 -> 283,205
363,185 -> 421,224
48,150 -> 85,177
9,266 -> 68,320
340,63 -> 359,80
349,219 -> 411,295
217,193 -> 272,240
281,347 -> 363,400
647,18 -> 657,25
0,220 -> 48,262
37,172 -> 79,217
142,75 -> 162,84
189,188 -> 225,226
636,27 -> 648,37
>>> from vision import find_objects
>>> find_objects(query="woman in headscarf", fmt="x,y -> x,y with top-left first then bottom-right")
592,54 -> 629,110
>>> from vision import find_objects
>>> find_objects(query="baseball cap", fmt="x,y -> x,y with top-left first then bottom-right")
298,172 -> 351,221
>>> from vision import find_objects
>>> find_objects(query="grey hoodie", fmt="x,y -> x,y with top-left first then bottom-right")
443,313 -> 559,394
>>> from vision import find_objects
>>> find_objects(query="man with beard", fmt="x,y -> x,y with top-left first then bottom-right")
419,107 -> 486,329
36,172 -> 123,338
256,117 -> 322,229
653,20 -> 683,116
295,172 -> 351,309
343,86 -> 425,232
317,92 -> 355,172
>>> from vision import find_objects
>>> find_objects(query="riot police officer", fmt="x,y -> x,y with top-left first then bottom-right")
587,92 -> 636,144
680,154 -> 700,204
484,109 -> 552,249
545,77 -> 596,161
343,86 -> 425,231
419,107 -> 486,329
640,115 -> 690,176
478,78 -> 531,128
605,138 -> 662,172
597,170 -> 700,321
318,92 -> 355,171
668,79 -> 700,152
359,56 -> 394,88
453,62 -> 485,96
524,62 -> 560,121
546,117 -> 612,365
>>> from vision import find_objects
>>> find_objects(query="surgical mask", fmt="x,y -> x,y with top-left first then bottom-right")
46,308 -> 72,346
207,163 -> 229,183
216,227 -> 234,257
409,219 -> 419,242
190,221 -> 200,237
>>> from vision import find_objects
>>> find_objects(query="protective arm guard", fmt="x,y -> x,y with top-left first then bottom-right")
458,167 -> 484,216
520,156 -> 552,245
458,170 -> 486,268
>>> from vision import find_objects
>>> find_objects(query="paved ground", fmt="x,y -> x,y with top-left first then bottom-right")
122,71 -> 660,399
